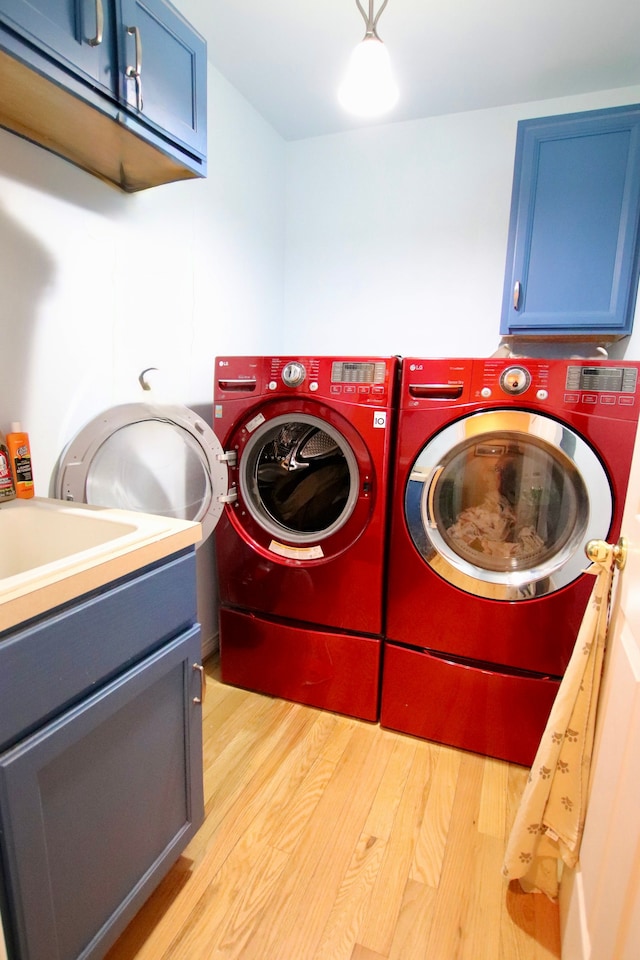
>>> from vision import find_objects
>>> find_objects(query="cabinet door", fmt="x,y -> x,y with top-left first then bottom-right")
0,627 -> 204,960
116,0 -> 206,159
0,0 -> 115,92
500,104 -> 640,337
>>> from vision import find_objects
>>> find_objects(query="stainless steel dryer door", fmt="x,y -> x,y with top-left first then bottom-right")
405,409 -> 612,599
55,404 -> 228,544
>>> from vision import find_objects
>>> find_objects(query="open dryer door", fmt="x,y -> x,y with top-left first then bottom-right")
55,403 -> 229,542
55,403 -> 230,658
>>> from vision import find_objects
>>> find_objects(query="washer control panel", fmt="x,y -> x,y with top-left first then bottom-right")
401,357 -> 640,420
565,364 -> 638,394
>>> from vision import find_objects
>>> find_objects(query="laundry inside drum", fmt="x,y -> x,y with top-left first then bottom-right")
432,434 -> 587,573
256,422 -> 351,534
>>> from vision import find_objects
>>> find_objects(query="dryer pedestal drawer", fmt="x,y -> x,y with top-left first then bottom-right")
380,642 -> 559,767
220,606 -> 382,721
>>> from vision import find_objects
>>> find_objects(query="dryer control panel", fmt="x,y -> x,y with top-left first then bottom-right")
215,356 -> 398,406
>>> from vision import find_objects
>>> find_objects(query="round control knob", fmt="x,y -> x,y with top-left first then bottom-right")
499,365 -> 531,395
282,361 -> 306,387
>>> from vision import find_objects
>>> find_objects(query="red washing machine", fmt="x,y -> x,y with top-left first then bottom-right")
214,356 -> 398,720
381,357 -> 640,765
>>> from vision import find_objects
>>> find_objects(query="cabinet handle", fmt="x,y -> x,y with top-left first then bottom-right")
192,663 -> 206,705
513,280 -> 521,310
126,25 -> 143,110
88,0 -> 104,46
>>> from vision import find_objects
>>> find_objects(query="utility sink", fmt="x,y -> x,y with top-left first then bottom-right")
0,500 -> 139,577
0,497 -> 201,633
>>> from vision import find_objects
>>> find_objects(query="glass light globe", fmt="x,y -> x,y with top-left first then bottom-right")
338,36 -> 399,117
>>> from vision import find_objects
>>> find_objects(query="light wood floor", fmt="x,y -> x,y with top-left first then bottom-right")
106,657 -> 560,960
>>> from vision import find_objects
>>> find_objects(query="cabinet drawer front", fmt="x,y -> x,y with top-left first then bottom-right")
0,549 -> 197,750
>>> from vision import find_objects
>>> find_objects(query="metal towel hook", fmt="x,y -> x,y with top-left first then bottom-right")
585,537 -> 627,570
138,367 -> 159,391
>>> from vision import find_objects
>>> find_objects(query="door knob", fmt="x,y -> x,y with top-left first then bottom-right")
585,537 -> 627,570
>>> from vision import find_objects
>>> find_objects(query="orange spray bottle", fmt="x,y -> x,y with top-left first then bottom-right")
6,422 -> 34,498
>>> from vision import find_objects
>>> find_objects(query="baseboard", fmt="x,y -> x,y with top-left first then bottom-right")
202,629 -> 219,662
560,864 -> 591,960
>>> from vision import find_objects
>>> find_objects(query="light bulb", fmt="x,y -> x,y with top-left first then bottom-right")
338,36 -> 399,117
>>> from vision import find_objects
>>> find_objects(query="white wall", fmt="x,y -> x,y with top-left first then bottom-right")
0,66 -> 285,495
284,85 -> 640,360
2,63 -> 640,655
3,76 -> 640,490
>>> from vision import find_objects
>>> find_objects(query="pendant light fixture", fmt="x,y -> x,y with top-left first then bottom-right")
338,0 -> 399,117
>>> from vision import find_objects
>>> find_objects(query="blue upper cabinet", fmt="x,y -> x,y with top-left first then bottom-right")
0,0 -> 116,92
117,0 -> 206,160
500,104 -> 640,339
0,0 -> 207,191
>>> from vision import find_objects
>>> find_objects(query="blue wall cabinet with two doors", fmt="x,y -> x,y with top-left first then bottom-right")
0,549 -> 205,960
500,104 -> 640,339
0,0 -> 206,191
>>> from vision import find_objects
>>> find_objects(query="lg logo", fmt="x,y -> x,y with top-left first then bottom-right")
373,411 -> 387,429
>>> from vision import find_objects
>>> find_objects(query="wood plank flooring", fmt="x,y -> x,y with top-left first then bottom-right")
106,658 -> 560,960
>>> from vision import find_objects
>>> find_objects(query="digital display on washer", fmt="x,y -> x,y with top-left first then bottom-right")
565,365 -> 638,393
331,361 -> 386,384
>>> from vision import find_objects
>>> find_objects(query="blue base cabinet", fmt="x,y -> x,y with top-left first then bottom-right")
0,550 -> 205,960
500,104 -> 640,339
0,0 -> 206,191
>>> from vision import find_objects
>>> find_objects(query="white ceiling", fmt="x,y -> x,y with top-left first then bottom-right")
175,0 -> 640,141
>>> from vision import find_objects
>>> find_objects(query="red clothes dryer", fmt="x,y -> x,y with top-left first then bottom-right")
214,356 -> 398,720
381,357 -> 640,765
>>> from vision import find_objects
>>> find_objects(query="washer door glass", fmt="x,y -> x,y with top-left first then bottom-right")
240,414 -> 359,543
87,420 -> 211,521
405,410 -> 613,599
